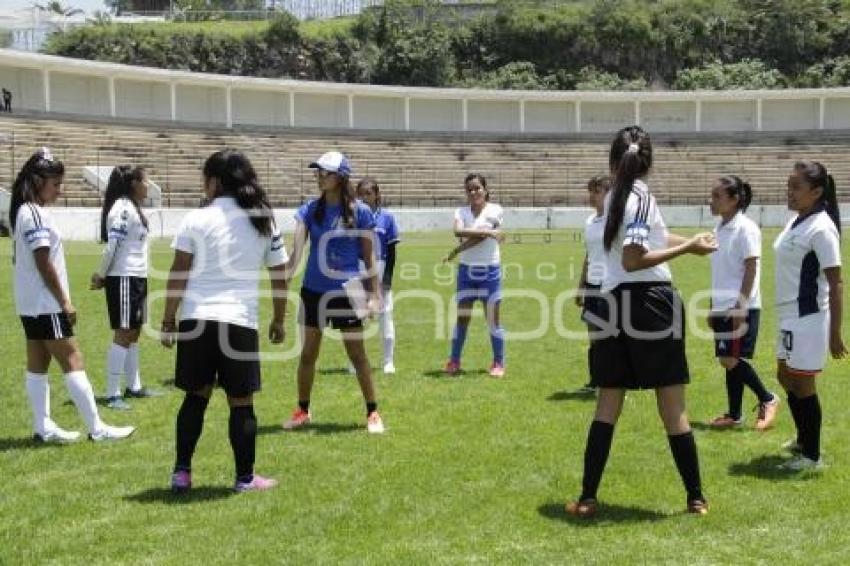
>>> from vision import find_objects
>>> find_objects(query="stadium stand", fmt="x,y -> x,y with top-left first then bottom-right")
0,113 -> 848,208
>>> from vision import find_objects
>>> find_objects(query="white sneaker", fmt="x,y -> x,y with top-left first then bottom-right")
367,411 -> 385,434
89,424 -> 136,442
34,426 -> 81,444
383,362 -> 396,374
777,454 -> 824,471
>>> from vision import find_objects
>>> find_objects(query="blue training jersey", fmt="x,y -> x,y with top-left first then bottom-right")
372,208 -> 400,261
296,198 -> 375,293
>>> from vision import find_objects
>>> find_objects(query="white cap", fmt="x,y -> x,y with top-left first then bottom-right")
308,151 -> 352,177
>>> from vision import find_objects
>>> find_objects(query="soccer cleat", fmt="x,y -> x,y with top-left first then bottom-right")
577,383 -> 596,394
89,424 -> 136,442
565,498 -> 598,518
754,397 -> 780,431
171,470 -> 192,494
687,498 -> 709,515
282,409 -> 311,430
383,362 -> 396,374
782,438 -> 803,455
708,414 -> 743,429
234,474 -> 278,493
777,455 -> 824,471
33,426 -> 81,444
124,387 -> 164,398
106,396 -> 132,411
367,411 -> 385,434
443,359 -> 461,376
489,362 -> 505,378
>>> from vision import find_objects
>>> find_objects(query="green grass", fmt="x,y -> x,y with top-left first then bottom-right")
1,229 -> 849,564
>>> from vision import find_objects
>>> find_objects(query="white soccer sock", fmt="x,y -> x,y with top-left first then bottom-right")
64,370 -> 103,434
124,343 -> 141,392
25,372 -> 50,436
106,343 -> 128,398
380,295 -> 395,365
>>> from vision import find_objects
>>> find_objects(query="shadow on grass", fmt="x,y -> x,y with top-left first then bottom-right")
547,390 -> 596,402
538,502 -> 668,525
319,367 -> 356,376
689,421 -> 747,433
262,422 -> 362,435
0,436 -> 66,452
126,487 -> 234,505
422,368 -> 489,379
728,454 -> 819,481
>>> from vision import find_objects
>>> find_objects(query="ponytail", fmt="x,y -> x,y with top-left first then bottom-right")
100,165 -> 148,242
603,126 -> 653,251
824,174 -> 841,234
202,149 -> 274,237
794,161 -> 841,234
9,147 -> 65,231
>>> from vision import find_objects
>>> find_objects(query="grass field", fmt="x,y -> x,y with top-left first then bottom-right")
1,229 -> 849,564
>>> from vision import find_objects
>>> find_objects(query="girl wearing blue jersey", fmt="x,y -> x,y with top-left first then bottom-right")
282,152 -> 385,434
356,177 -> 400,374
91,166 -> 159,410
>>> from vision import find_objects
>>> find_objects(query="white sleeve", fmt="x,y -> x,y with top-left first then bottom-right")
18,206 -> 51,250
739,223 -> 761,260
98,209 -> 129,276
622,194 -> 652,249
171,214 -> 197,254
265,227 -> 288,267
812,227 -> 842,269
491,204 -> 504,228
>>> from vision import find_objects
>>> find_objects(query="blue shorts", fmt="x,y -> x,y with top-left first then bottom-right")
710,309 -> 760,359
457,264 -> 501,305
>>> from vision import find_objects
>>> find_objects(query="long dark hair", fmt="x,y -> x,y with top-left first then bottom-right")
203,149 -> 274,237
314,171 -> 356,229
9,147 -> 65,231
794,160 -> 841,234
356,176 -> 382,208
464,173 -> 489,201
718,175 -> 753,212
100,165 -> 148,242
603,126 -> 653,251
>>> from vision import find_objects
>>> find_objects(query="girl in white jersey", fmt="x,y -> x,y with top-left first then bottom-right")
9,148 -> 135,443
161,149 -> 288,493
708,176 -> 778,430
443,174 -> 506,378
91,166 -> 159,410
575,175 -> 611,392
773,161 -> 845,471
566,127 -> 716,518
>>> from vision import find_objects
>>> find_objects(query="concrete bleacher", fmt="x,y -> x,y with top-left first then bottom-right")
0,113 -> 848,209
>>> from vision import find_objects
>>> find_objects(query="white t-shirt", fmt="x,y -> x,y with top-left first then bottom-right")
710,211 -> 762,312
100,197 -> 149,277
773,209 -> 841,319
455,202 -> 503,266
584,213 -> 606,286
171,196 -> 288,329
13,203 -> 69,316
601,180 -> 671,292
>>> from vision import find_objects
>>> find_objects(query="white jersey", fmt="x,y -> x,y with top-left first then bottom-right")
98,197 -> 149,277
601,180 -> 671,292
773,208 -> 841,319
456,202 -> 503,266
710,211 -> 762,312
13,203 -> 69,316
171,196 -> 288,329
584,213 -> 606,286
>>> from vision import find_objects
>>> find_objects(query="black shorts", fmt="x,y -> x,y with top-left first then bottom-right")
581,283 -> 604,331
20,313 -> 74,340
590,282 -> 690,390
105,276 -> 147,330
175,319 -> 260,397
299,287 -> 363,330
710,309 -> 760,359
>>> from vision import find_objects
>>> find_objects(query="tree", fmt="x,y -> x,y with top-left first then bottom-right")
674,59 -> 787,90
32,1 -> 83,31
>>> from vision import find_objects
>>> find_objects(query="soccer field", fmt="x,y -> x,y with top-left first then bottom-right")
1,230 -> 848,564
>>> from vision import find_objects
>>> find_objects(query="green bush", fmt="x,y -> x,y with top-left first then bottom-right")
673,59 -> 787,90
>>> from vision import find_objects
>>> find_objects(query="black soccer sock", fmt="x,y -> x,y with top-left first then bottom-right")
229,405 -> 257,481
175,393 -> 209,472
796,394 -> 822,461
731,360 -> 773,404
298,399 -> 310,412
579,420 -> 615,501
366,401 -> 378,415
787,392 -> 803,444
667,431 -> 704,502
724,368 -> 745,420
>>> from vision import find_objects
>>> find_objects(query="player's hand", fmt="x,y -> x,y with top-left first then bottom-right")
89,273 -> 104,290
491,230 -> 506,243
367,294 -> 383,318
62,302 -> 77,326
160,318 -> 177,348
688,232 -> 717,255
830,331 -> 847,359
268,319 -> 285,344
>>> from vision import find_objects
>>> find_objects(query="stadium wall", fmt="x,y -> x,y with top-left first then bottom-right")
39,205 -> 850,241
3,50 -> 850,134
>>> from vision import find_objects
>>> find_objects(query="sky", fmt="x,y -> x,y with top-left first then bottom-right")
2,0 -> 109,16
